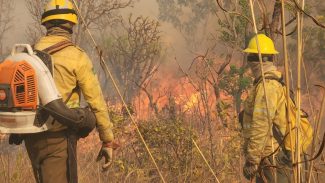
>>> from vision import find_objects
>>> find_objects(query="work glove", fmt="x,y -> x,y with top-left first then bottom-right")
96,142 -> 119,171
243,161 -> 258,181
9,134 -> 24,145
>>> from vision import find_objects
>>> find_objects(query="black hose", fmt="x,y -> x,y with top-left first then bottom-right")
39,99 -> 96,137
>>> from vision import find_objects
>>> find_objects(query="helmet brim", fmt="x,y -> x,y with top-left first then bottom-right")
243,48 -> 279,55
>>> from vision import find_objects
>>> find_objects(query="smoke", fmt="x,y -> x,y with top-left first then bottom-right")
3,0 -> 32,53
122,0 -> 196,68
4,0 -> 208,68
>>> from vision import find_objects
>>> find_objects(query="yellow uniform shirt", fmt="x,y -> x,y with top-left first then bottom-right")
35,35 -> 114,142
243,70 -> 287,164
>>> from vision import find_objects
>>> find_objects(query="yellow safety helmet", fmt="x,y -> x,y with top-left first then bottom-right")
243,34 -> 279,54
41,0 -> 78,25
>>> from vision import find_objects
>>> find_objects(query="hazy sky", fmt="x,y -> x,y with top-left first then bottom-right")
5,0 -> 33,49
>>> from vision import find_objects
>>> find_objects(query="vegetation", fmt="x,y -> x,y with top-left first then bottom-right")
0,0 -> 325,182
103,15 -> 164,104
0,0 -> 13,56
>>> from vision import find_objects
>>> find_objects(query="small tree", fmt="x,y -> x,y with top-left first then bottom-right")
104,15 -> 164,105
218,65 -> 252,114
0,0 -> 13,56
24,0 -> 134,46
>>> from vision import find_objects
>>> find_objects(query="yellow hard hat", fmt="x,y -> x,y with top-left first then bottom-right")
41,0 -> 78,25
243,34 -> 279,54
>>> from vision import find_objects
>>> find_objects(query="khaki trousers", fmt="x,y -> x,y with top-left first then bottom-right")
24,131 -> 69,183
256,151 -> 292,183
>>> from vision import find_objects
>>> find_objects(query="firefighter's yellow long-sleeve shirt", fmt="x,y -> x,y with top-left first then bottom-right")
35,35 -> 114,142
243,70 -> 287,164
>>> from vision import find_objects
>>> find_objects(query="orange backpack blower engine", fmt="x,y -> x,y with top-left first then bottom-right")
0,44 -> 95,134
0,60 -> 38,111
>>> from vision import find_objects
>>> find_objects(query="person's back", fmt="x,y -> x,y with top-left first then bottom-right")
241,34 -> 292,183
243,69 -> 287,157
34,35 -> 106,132
21,1 -> 115,183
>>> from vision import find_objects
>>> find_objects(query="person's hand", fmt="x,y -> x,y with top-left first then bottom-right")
9,134 -> 23,145
96,142 -> 119,171
243,161 -> 258,181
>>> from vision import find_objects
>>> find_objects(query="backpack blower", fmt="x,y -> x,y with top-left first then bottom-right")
0,44 -> 95,134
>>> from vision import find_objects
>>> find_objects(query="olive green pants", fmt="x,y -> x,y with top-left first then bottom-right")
24,131 -> 70,183
256,152 -> 292,183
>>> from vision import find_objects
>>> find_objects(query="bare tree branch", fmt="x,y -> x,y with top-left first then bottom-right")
24,0 -> 134,46
0,0 -> 13,55
105,15 -> 163,103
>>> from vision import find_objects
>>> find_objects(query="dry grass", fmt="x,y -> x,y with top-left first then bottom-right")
0,117 -> 244,183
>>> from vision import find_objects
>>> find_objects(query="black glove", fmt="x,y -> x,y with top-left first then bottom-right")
9,134 -> 24,145
243,161 -> 258,181
96,143 -> 113,171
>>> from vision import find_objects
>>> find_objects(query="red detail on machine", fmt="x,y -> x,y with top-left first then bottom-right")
0,90 -> 6,101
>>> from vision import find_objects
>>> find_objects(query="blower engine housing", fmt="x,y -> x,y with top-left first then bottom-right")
0,60 -> 38,111
0,44 -> 61,133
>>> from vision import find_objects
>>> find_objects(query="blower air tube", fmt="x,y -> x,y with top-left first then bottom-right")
43,99 -> 96,138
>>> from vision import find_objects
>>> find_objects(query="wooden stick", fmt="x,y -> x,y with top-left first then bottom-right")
280,1 -> 297,182
247,0 -> 277,182
296,0 -> 305,181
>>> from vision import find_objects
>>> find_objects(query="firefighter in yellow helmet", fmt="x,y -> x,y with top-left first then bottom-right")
22,1 -> 115,182
241,34 -> 292,182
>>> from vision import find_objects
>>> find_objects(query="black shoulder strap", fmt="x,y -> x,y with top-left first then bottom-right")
34,50 -> 54,75
64,86 -> 80,104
